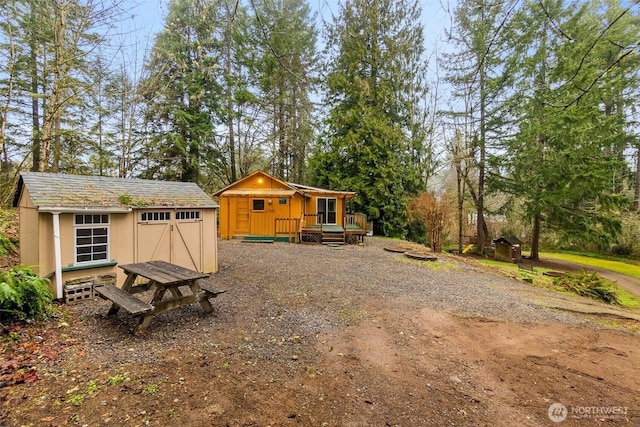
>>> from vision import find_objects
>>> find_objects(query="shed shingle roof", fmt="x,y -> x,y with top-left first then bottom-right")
14,172 -> 218,209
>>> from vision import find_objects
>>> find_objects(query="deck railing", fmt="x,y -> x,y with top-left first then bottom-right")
303,213 -> 323,230
275,217 -> 300,243
344,213 -> 367,230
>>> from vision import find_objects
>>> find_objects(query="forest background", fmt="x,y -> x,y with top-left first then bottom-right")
1,0 -> 639,259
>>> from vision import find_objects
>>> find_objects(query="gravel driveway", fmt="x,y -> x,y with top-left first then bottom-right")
73,237 -> 585,365
11,237 -> 639,427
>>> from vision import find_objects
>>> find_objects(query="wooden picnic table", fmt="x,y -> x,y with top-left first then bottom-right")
95,260 -> 225,335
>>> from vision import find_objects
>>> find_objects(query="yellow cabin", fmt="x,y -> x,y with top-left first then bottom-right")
213,171 -> 367,244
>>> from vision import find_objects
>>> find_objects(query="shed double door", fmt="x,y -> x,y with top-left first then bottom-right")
136,210 -> 203,271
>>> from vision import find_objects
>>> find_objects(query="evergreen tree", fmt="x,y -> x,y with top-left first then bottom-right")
252,0 -> 318,183
311,0 -> 429,236
139,0 -> 222,183
492,0 -> 634,259
442,0 -> 515,253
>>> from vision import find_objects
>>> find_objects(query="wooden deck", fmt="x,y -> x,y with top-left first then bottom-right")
242,214 -> 367,245
300,215 -> 367,245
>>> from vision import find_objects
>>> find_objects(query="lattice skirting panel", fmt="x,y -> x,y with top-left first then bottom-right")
301,232 -> 323,244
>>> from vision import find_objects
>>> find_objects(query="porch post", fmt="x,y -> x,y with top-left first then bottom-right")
52,212 -> 63,299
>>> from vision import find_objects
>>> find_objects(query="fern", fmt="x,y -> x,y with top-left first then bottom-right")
553,270 -> 622,305
0,282 -> 21,307
0,233 -> 15,257
0,267 -> 52,321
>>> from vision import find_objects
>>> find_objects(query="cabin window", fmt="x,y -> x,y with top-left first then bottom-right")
176,210 -> 201,221
252,199 -> 265,211
74,214 -> 109,264
317,198 -> 337,224
140,211 -> 171,221
279,198 -> 287,205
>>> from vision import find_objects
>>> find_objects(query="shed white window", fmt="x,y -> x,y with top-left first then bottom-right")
176,210 -> 201,221
140,211 -> 171,221
74,214 -> 109,264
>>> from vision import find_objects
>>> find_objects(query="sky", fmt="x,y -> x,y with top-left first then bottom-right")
120,0 -> 455,57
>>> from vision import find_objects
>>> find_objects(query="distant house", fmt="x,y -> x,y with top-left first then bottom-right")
213,170 -> 366,244
13,172 -> 218,300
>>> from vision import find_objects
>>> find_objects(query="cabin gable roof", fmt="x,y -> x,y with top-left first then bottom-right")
213,170 -> 356,199
213,170 -> 295,196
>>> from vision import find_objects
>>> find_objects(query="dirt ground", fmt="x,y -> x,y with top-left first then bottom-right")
2,239 -> 640,426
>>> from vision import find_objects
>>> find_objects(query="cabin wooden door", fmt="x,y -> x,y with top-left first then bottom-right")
236,197 -> 250,234
136,210 -> 203,271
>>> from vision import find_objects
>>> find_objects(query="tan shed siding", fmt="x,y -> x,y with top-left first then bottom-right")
18,187 -> 40,271
202,208 -> 218,273
38,213 -> 54,280
55,212 -> 133,289
110,212 -> 136,284
59,214 -> 75,267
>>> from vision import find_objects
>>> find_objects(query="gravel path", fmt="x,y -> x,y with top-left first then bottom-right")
14,237 -> 638,427
71,237 -> 584,367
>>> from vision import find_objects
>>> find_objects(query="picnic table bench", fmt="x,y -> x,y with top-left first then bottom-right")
518,263 -> 536,273
95,260 -> 225,334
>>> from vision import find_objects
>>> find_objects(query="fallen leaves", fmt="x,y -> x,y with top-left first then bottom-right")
0,325 -> 66,388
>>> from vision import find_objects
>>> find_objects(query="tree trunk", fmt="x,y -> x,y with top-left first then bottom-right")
530,211 -> 541,261
476,6 -> 487,254
52,115 -> 61,172
30,3 -> 41,172
456,166 -> 464,253
634,147 -> 640,212
226,42 -> 236,183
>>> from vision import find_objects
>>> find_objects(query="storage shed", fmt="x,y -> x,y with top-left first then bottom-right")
494,236 -> 523,263
13,172 -> 218,300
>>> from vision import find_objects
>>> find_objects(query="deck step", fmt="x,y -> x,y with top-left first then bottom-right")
242,235 -> 274,243
322,233 -> 345,244
95,285 -> 153,315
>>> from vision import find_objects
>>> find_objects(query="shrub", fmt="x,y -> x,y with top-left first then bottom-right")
407,192 -> 455,253
0,266 -> 53,321
611,214 -> 640,259
553,270 -> 621,305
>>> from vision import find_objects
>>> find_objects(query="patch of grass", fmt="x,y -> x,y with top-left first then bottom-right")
86,380 -> 100,394
145,384 -> 159,394
66,394 -> 85,406
612,287 -> 640,309
541,252 -> 640,279
107,374 -> 129,386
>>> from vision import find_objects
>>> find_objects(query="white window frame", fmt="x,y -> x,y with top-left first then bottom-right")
74,214 -> 110,265
176,210 -> 201,221
140,211 -> 171,222
317,197 -> 337,224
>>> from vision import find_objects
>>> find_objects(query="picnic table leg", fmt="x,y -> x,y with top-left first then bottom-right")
133,286 -> 167,334
150,285 -> 167,304
108,273 -> 137,316
189,281 -> 213,313
168,286 -> 183,298
134,314 -> 154,335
